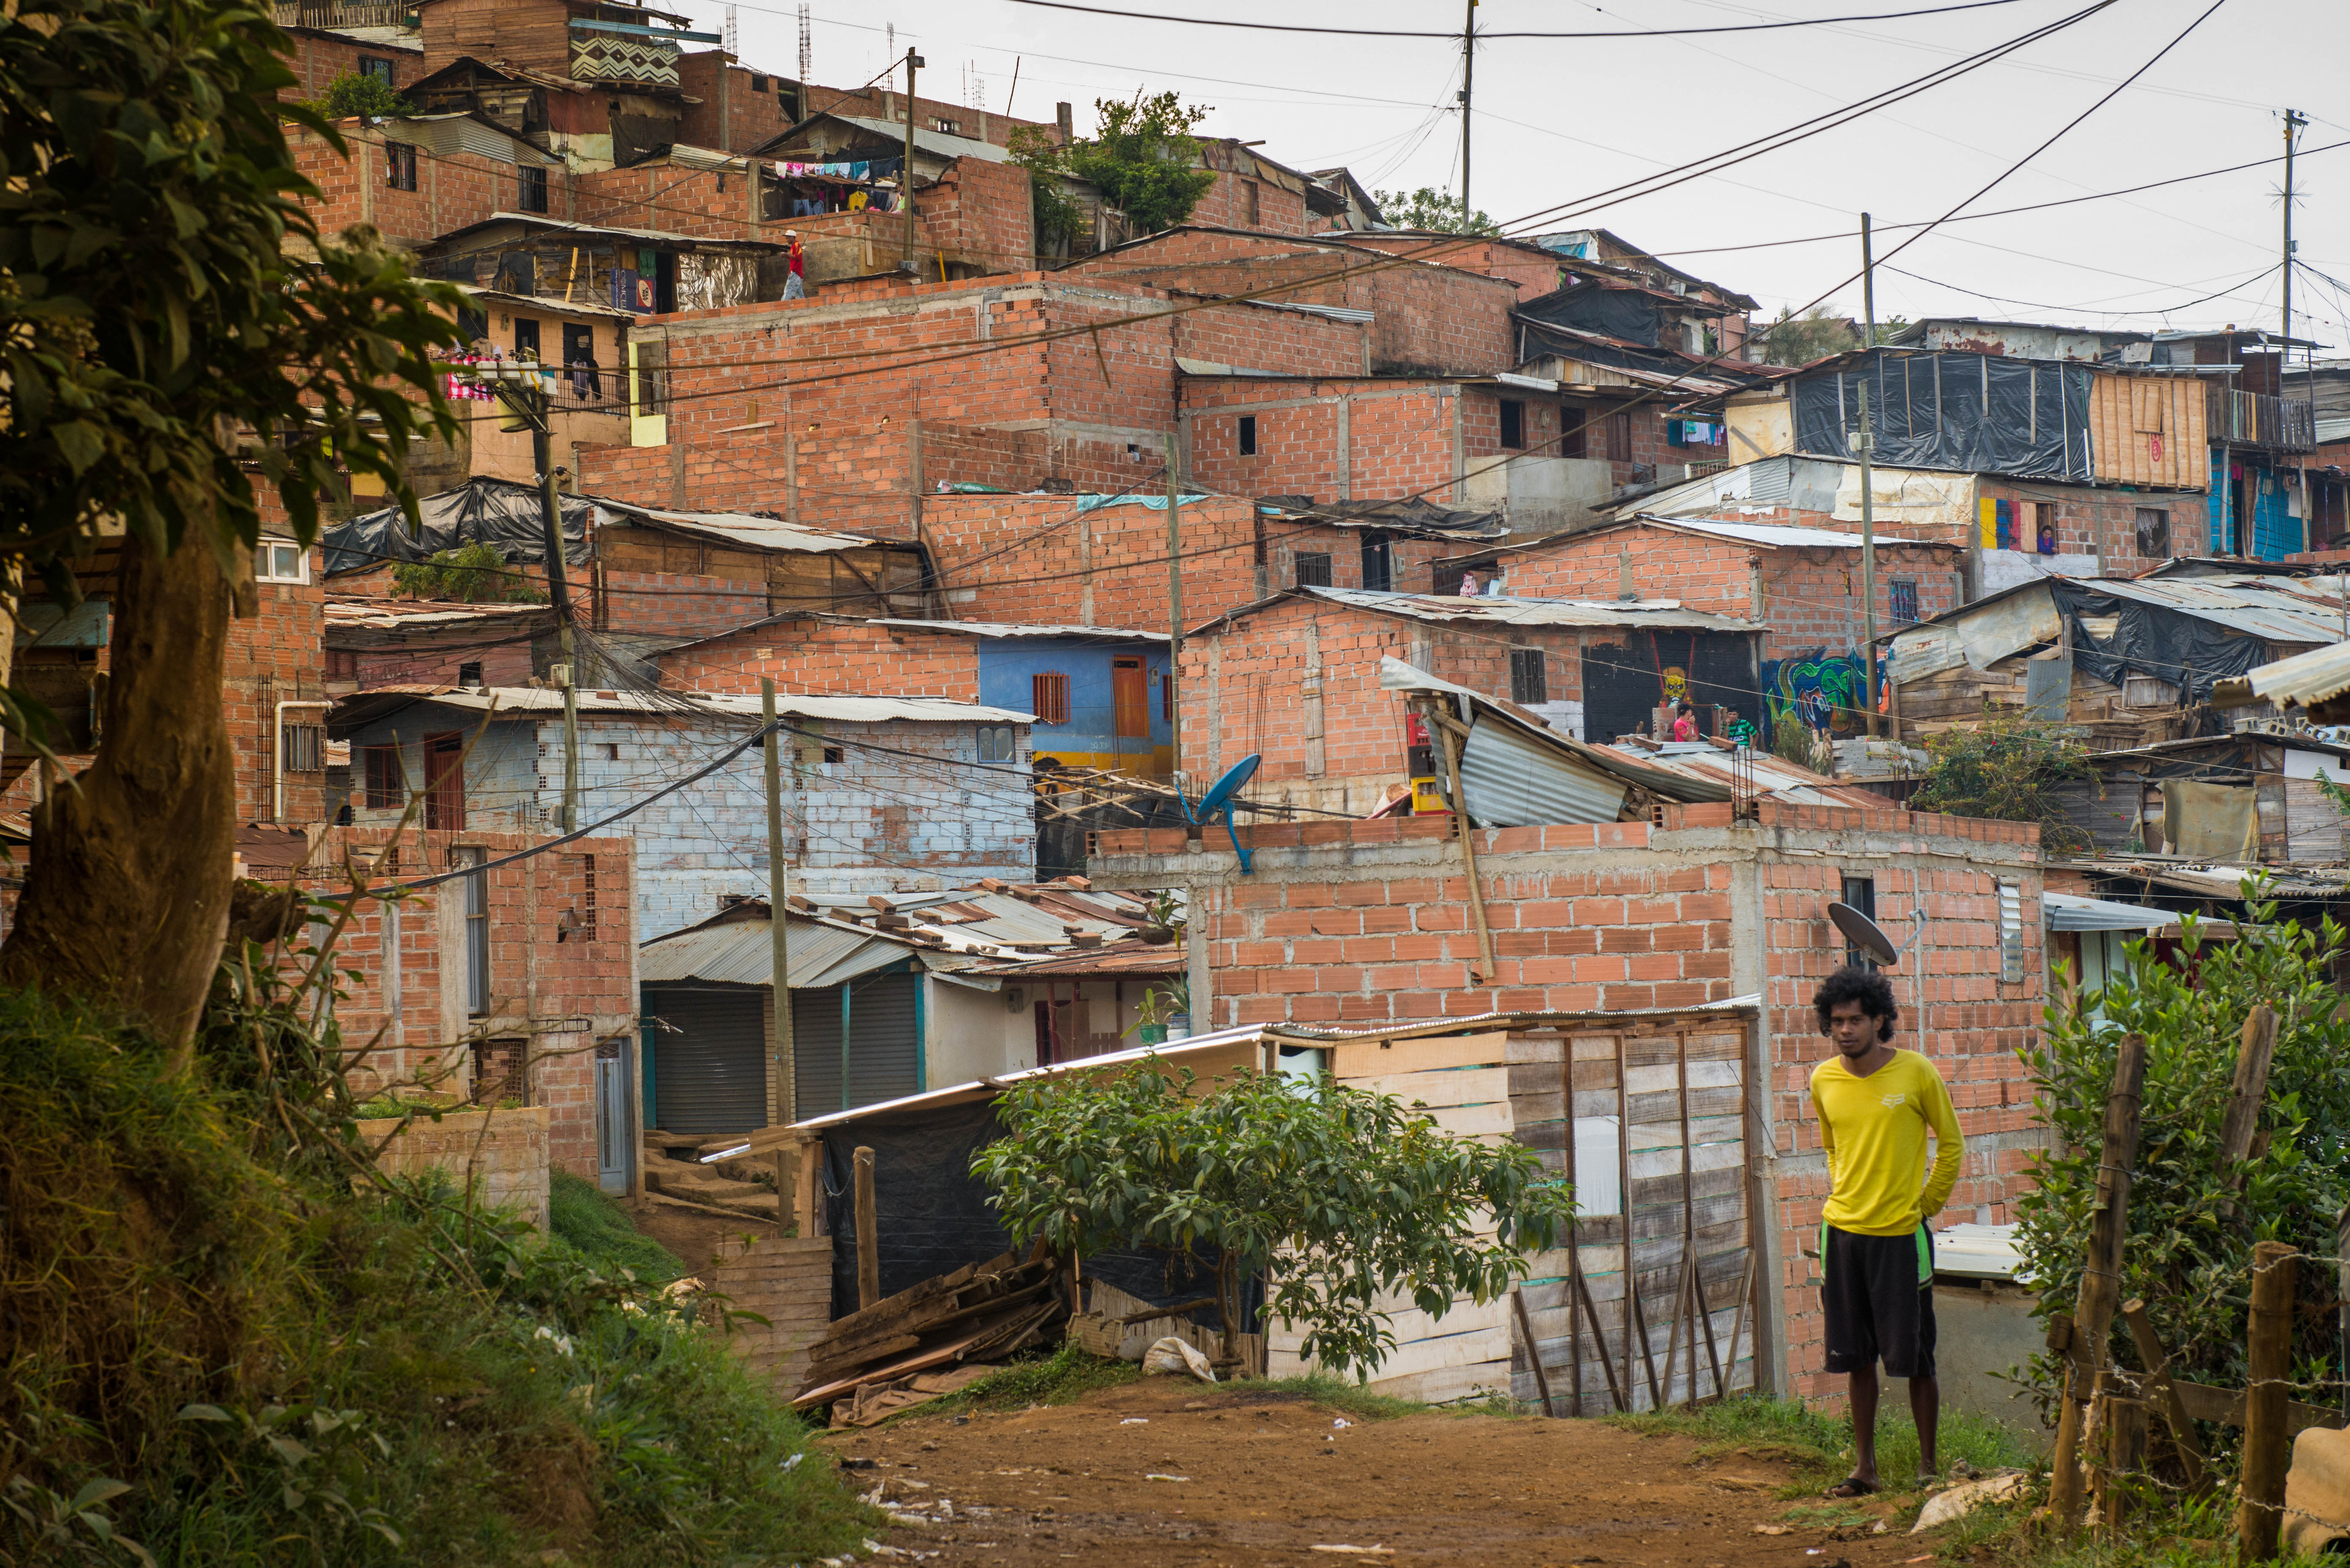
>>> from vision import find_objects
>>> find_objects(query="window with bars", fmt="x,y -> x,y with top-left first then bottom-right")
281,723 -> 326,774
363,745 -> 403,808
1841,874 -> 1877,969
1294,552 -> 1332,588
518,164 -> 549,214
456,847 -> 488,1015
1889,578 -> 1919,625
358,56 -> 393,86
385,141 -> 417,192
977,724 -> 1016,761
1509,648 -> 1547,705
1031,671 -> 1071,725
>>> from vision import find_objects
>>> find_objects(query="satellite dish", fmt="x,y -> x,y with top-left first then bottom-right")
1827,901 -> 1899,966
1183,753 -> 1263,873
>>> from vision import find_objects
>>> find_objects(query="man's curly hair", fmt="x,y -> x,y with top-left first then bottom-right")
1814,964 -> 1898,1042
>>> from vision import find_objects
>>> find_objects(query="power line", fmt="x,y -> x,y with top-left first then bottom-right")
999,0 -> 2037,40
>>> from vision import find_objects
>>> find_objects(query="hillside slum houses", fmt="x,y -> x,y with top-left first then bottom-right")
16,0 -> 2350,1412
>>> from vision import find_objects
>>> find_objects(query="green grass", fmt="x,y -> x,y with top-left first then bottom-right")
548,1169 -> 690,1286
1214,1372 -> 1433,1421
947,1338 -> 1148,1410
1608,1393 -> 2035,1502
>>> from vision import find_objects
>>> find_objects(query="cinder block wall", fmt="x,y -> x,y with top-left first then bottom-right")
363,1106 -> 553,1230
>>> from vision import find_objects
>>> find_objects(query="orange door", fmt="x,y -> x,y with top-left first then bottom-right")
1112,657 -> 1149,739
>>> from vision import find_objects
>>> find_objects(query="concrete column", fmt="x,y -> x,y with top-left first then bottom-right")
1186,889 -> 1213,1031
1302,618 -> 1325,778
1336,398 -> 1352,500
1730,850 -> 1789,1400
1205,640 -> 1223,781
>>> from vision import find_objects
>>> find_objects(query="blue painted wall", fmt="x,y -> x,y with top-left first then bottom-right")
976,637 -> 1171,778
2215,452 -> 2305,561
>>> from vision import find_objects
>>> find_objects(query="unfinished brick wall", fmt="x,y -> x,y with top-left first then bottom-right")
925,492 -> 1260,627
1184,380 -> 1461,507
281,31 -> 418,100
573,164 -> 763,241
675,51 -> 800,153
308,825 -> 638,1180
922,155 -> 1038,275
1086,802 -> 2045,1402
290,122 -> 544,252
228,548 -> 332,826
1186,171 -> 1312,237
1065,228 -> 1517,375
657,618 -> 981,698
1977,477 -> 2210,570
1491,526 -> 1964,658
1185,597 -> 1594,785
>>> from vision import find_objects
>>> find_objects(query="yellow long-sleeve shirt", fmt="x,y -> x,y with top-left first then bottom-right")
1810,1048 -> 1963,1237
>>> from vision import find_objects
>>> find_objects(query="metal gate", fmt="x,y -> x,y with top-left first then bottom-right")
641,986 -> 766,1135
1516,1016 -> 1759,1414
792,971 -> 921,1117
594,1040 -> 629,1195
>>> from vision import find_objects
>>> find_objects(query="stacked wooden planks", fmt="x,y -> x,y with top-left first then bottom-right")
790,1247 -> 1066,1413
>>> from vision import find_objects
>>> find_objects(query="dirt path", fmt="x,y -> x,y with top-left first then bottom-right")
826,1378 -> 1941,1568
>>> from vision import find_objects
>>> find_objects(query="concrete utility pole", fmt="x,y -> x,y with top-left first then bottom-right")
1457,0 -> 1477,223
902,48 -> 924,271
1163,432 -> 1183,787
483,362 -> 583,831
762,678 -> 796,1136
2285,107 -> 2307,477
1856,212 -> 1879,737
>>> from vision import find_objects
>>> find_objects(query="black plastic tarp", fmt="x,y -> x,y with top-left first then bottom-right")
1792,350 -> 2091,481
819,1096 -> 1253,1331
2051,581 -> 2268,707
1515,283 -> 1663,348
320,476 -> 592,578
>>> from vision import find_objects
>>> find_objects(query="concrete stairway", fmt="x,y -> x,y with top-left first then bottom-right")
641,1130 -> 782,1222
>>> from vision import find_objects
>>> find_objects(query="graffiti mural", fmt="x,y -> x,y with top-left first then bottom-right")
1761,648 -> 1884,737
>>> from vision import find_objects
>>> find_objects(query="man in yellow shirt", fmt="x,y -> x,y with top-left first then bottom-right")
1809,964 -> 1962,1497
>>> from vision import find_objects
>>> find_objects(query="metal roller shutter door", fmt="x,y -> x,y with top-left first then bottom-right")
847,972 -> 919,1110
642,986 -> 765,1135
793,985 -> 845,1120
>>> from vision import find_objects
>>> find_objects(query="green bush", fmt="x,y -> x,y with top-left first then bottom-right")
310,71 -> 413,121
1008,91 -> 1218,242
549,1169 -> 689,1288
2016,882 -> 2350,1428
0,945 -> 869,1565
1907,709 -> 2094,851
389,541 -> 547,604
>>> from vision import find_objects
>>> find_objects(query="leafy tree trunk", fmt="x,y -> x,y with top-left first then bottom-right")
0,529 -> 237,1057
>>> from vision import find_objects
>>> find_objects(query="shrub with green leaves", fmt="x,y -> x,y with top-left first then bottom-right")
1009,91 -> 1218,243
310,71 -> 413,122
1907,708 -> 2094,850
2016,881 -> 2350,1428
390,541 -> 547,604
1369,187 -> 1496,235
971,1063 -> 1572,1379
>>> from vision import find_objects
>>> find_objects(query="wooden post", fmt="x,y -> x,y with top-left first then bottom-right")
2219,1006 -> 2280,1188
2339,1204 -> 2350,1423
1574,1268 -> 1629,1413
2239,1240 -> 2298,1560
2120,1297 -> 2209,1494
853,1145 -> 880,1311
2102,1389 -> 2147,1539
1430,712 -> 1495,985
2084,1369 -> 2111,1532
1513,1288 -> 1557,1417
2051,1033 -> 2148,1530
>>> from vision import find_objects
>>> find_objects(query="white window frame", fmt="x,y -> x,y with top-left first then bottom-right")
1997,879 -> 2026,984
256,539 -> 310,584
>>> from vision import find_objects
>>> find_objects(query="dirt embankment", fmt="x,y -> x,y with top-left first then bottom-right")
825,1378 -> 1935,1568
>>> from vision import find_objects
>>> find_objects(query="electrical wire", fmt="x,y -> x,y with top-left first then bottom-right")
1000,0 -> 2038,40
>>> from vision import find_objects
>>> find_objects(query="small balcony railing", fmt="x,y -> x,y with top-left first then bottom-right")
2208,387 -> 2316,452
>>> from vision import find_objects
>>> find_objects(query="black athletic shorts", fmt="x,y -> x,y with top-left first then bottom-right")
1820,1223 -> 1937,1378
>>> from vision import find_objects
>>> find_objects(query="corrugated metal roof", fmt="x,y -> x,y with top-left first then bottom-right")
1626,514 -> 1957,552
597,499 -> 881,556
2214,639 -> 2350,714
2086,574 -> 2350,646
445,212 -> 783,250
638,914 -> 910,988
361,687 -> 1032,723
1302,585 -> 1759,633
1601,743 -> 1885,808
324,598 -> 552,631
832,114 -> 1010,164
2044,891 -> 2175,932
867,619 -> 1171,643
1459,715 -> 1629,826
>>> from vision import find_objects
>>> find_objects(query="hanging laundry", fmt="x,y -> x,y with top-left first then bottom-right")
847,189 -> 868,211
851,161 -> 871,180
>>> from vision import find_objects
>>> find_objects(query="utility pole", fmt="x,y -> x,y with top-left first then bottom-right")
2285,107 -> 2307,490
762,678 -> 796,1137
1163,433 -> 1184,788
902,47 -> 924,272
1457,0 -> 1477,223
1857,212 -> 1879,738
480,361 -> 583,831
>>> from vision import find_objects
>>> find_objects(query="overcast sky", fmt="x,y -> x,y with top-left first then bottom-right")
676,0 -> 2347,347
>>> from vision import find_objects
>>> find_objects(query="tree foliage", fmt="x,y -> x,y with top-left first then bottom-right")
0,0 -> 459,591
970,1063 -> 1572,1378
1009,91 -> 1218,242
1907,709 -> 2094,851
2016,885 -> 2350,1423
391,542 -> 547,604
311,70 -> 413,122
1371,186 -> 1497,236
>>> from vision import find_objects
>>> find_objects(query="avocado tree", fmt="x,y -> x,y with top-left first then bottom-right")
971,1063 -> 1571,1378
0,0 -> 458,1052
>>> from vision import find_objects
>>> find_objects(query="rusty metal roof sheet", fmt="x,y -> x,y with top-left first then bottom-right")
1292,586 -> 1760,633
2083,573 -> 2350,646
